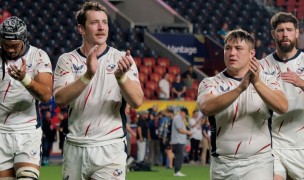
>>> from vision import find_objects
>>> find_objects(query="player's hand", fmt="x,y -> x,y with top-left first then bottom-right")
85,45 -> 99,78
8,58 -> 27,81
249,57 -> 261,85
281,67 -> 304,88
114,50 -> 133,79
238,70 -> 251,92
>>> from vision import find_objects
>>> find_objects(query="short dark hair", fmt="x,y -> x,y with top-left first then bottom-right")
224,29 -> 255,49
75,1 -> 108,26
270,12 -> 298,30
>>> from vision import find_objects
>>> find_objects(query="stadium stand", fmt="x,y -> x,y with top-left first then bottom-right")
275,0 -> 304,19
4,0 -> 289,100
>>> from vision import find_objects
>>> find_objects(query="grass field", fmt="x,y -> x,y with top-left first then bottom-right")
40,164 -> 210,180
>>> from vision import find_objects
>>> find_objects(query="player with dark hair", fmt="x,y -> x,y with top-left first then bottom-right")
260,12 -> 304,180
53,1 -> 143,179
0,16 -> 53,180
197,29 -> 288,179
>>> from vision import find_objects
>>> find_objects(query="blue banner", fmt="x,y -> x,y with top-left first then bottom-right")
153,33 -> 206,67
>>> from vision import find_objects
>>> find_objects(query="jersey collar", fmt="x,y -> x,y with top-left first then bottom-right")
76,46 -> 110,59
272,50 -> 301,63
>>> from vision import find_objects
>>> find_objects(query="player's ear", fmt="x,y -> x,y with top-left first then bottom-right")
77,24 -> 85,35
271,30 -> 275,39
250,49 -> 256,59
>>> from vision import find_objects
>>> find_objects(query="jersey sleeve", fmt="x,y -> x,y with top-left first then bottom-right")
264,74 -> 284,91
34,49 -> 52,75
53,53 -> 77,89
197,77 -> 218,103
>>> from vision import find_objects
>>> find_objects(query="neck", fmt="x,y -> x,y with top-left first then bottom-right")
276,48 -> 298,61
226,68 -> 248,78
80,43 -> 107,57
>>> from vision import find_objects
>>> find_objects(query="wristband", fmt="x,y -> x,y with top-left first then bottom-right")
80,75 -> 91,84
21,74 -> 32,87
117,74 -> 128,84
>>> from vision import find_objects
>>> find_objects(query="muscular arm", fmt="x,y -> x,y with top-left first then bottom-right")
253,81 -> 288,114
198,72 -> 251,116
8,58 -> 52,103
118,78 -> 143,109
198,87 -> 242,116
27,72 -> 53,103
54,45 -> 98,108
54,73 -> 91,108
115,50 -> 143,109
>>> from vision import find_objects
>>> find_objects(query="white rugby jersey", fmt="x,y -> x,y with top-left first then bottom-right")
197,70 -> 283,158
53,46 -> 139,147
0,46 -> 52,133
260,50 -> 304,149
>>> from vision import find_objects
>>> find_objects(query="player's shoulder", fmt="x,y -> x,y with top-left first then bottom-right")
202,72 -> 224,83
58,49 -> 80,61
107,46 -> 125,56
28,45 -> 48,56
298,51 -> 304,60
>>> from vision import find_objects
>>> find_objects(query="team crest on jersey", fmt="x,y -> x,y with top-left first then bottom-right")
72,64 -> 84,73
264,71 -> 275,75
113,169 -> 123,176
106,64 -> 116,72
220,85 -> 230,92
296,67 -> 304,74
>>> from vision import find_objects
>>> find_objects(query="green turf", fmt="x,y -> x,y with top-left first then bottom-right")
40,164 -> 210,180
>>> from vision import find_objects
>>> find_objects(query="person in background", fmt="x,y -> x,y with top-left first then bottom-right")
53,2 -> 143,179
58,108 -> 68,156
41,111 -> 57,166
125,105 -> 136,166
197,29 -> 287,180
297,26 -> 304,52
136,110 -> 150,162
172,74 -> 186,100
171,108 -> 193,177
201,116 -> 211,165
188,109 -> 203,164
0,9 -> 12,24
255,38 -> 266,59
218,22 -> 229,45
158,73 -> 170,100
182,65 -> 198,80
158,109 -> 175,169
0,16 -> 53,180
158,109 -> 169,166
147,112 -> 160,166
148,105 -> 158,115
261,12 -> 304,180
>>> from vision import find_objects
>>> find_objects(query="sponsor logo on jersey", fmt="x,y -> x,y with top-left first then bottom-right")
264,71 -> 275,75
220,85 -> 230,92
72,64 -> 84,73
